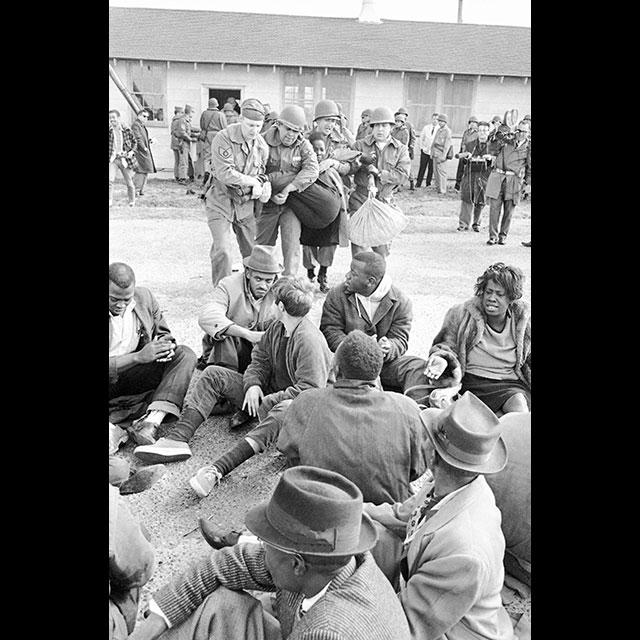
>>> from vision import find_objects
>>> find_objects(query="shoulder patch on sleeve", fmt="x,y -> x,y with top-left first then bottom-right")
218,146 -> 232,159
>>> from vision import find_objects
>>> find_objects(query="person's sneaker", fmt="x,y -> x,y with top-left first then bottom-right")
199,518 -> 241,549
189,466 -> 223,498
134,437 -> 192,463
456,225 -> 468,231
129,418 -> 157,445
487,239 -> 497,245
119,464 -> 167,495
472,225 -> 480,232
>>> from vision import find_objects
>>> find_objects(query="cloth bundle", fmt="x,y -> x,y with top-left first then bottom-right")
348,195 -> 408,247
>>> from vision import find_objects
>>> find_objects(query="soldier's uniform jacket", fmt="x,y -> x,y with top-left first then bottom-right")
485,136 -> 531,205
170,114 -> 191,150
350,133 -> 411,207
205,123 -> 269,222
430,124 -> 453,162
199,108 -> 227,142
459,127 -> 479,151
391,123 -> 416,158
262,126 -> 319,210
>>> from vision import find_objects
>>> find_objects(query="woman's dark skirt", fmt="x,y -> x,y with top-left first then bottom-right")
460,372 -> 531,413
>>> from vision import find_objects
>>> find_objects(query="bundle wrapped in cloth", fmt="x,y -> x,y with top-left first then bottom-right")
348,193 -> 408,247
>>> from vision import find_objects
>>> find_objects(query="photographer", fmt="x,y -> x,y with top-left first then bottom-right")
485,119 -> 531,245
455,121 -> 492,232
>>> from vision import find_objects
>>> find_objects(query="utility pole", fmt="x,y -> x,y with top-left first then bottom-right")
458,0 -> 463,23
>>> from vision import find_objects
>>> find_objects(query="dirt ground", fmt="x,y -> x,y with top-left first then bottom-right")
109,176 -> 531,622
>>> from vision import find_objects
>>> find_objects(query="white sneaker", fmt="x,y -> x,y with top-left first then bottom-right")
189,466 -> 223,498
134,437 -> 192,463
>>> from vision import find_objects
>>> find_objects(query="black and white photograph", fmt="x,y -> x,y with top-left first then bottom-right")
108,1 -> 531,638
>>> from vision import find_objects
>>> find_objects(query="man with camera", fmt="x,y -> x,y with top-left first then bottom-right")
205,98 -> 272,287
485,119 -> 531,245
455,121 -> 492,232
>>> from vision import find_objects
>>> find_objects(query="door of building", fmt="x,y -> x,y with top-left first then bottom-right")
209,88 -> 242,112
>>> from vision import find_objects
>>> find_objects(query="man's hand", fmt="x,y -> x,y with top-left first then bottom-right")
377,336 -> 392,356
424,355 -> 448,381
242,385 -> 264,417
135,338 -> 175,364
251,183 -> 264,200
242,329 -> 265,344
367,165 -> 380,176
271,184 -> 295,205
127,611 -> 167,639
258,181 -> 272,203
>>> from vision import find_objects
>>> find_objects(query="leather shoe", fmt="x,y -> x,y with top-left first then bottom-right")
521,240 -> 531,247
230,409 -> 253,429
498,238 -> 506,245
199,518 -> 241,550
130,419 -> 157,445
119,464 -> 166,495
486,239 -> 497,245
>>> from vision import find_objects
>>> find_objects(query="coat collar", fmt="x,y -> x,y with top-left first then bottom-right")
227,122 -> 250,145
362,133 -> 401,149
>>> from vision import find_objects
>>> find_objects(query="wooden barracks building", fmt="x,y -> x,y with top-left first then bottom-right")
108,5 -> 531,172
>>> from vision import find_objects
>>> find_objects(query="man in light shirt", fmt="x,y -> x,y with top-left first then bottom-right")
108,109 -> 137,207
108,262 -> 197,446
127,466 -> 410,640
415,112 -> 439,188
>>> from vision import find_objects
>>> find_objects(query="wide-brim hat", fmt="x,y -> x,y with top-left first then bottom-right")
420,391 -> 507,474
437,114 -> 448,123
245,466 -> 378,556
242,245 -> 283,273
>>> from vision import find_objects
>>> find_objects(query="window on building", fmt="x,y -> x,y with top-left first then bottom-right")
283,71 -> 317,125
404,74 -> 438,131
442,78 -> 474,135
127,61 -> 166,125
321,70 -> 353,125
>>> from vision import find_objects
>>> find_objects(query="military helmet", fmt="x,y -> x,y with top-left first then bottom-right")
313,99 -> 340,121
394,107 -> 409,117
369,106 -> 395,125
278,105 -> 307,132
468,115 -> 479,123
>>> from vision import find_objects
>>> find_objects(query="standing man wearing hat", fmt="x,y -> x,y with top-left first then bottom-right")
128,466 -> 410,640
170,106 -> 193,185
196,244 -> 282,376
391,107 -> 416,190
454,116 -> 479,191
365,392 -> 516,640
257,104 -> 319,277
108,109 -> 138,207
356,109 -> 372,140
485,119 -> 531,245
130,109 -> 156,197
205,98 -> 271,287
415,112 -> 439,189
198,98 -> 228,187
349,106 -> 411,257
430,113 -> 453,195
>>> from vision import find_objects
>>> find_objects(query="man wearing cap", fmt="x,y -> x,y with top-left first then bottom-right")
349,106 -> 411,256
490,115 -> 503,135
198,98 -> 228,187
128,466 -> 410,640
257,104 -> 319,276
196,244 -> 281,376
133,278 -> 332,494
278,330 -> 429,505
391,107 -> 416,190
170,106 -> 193,184
430,113 -> 453,194
454,116 -> 479,191
485,119 -> 531,245
356,109 -> 372,140
415,112 -> 439,189
223,102 -> 239,125
365,392 -> 516,640
455,120 -> 492,232
204,98 -> 271,287
130,109 -> 156,197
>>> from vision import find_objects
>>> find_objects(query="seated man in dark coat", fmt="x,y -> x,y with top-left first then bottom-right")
277,330 -> 429,505
128,466 -> 410,640
320,251 -> 460,403
108,262 -> 197,445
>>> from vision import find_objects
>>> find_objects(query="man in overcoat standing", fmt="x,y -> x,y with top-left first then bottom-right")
131,108 -> 156,197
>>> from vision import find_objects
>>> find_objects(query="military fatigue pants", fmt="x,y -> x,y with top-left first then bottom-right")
435,159 -> 448,194
206,209 -> 256,287
488,191 -> 517,242
173,142 -> 190,180
255,205 -> 301,277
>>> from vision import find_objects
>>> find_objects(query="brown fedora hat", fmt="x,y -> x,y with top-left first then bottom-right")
420,392 -> 507,474
242,245 -> 284,274
245,466 -> 378,556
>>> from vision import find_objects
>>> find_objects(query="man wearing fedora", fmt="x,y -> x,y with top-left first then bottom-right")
133,278 -> 332,497
430,113 -> 453,194
205,98 -> 272,287
364,392 -> 516,640
128,466 -> 409,640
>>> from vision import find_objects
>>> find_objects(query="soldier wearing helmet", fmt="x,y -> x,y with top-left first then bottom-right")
391,107 -> 417,190
348,106 -> 411,257
356,109 -> 373,141
257,104 -> 319,276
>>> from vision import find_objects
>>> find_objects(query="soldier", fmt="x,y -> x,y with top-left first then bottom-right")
223,102 -> 239,125
170,106 -> 192,184
454,115 -> 479,191
485,119 -> 531,245
489,114 -> 502,135
430,113 -> 453,195
199,98 -> 228,187
356,108 -> 372,140
391,107 -> 416,190
169,106 -> 184,181
455,121 -> 492,232
205,98 -> 271,287
349,106 -> 411,257
258,104 -> 319,276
